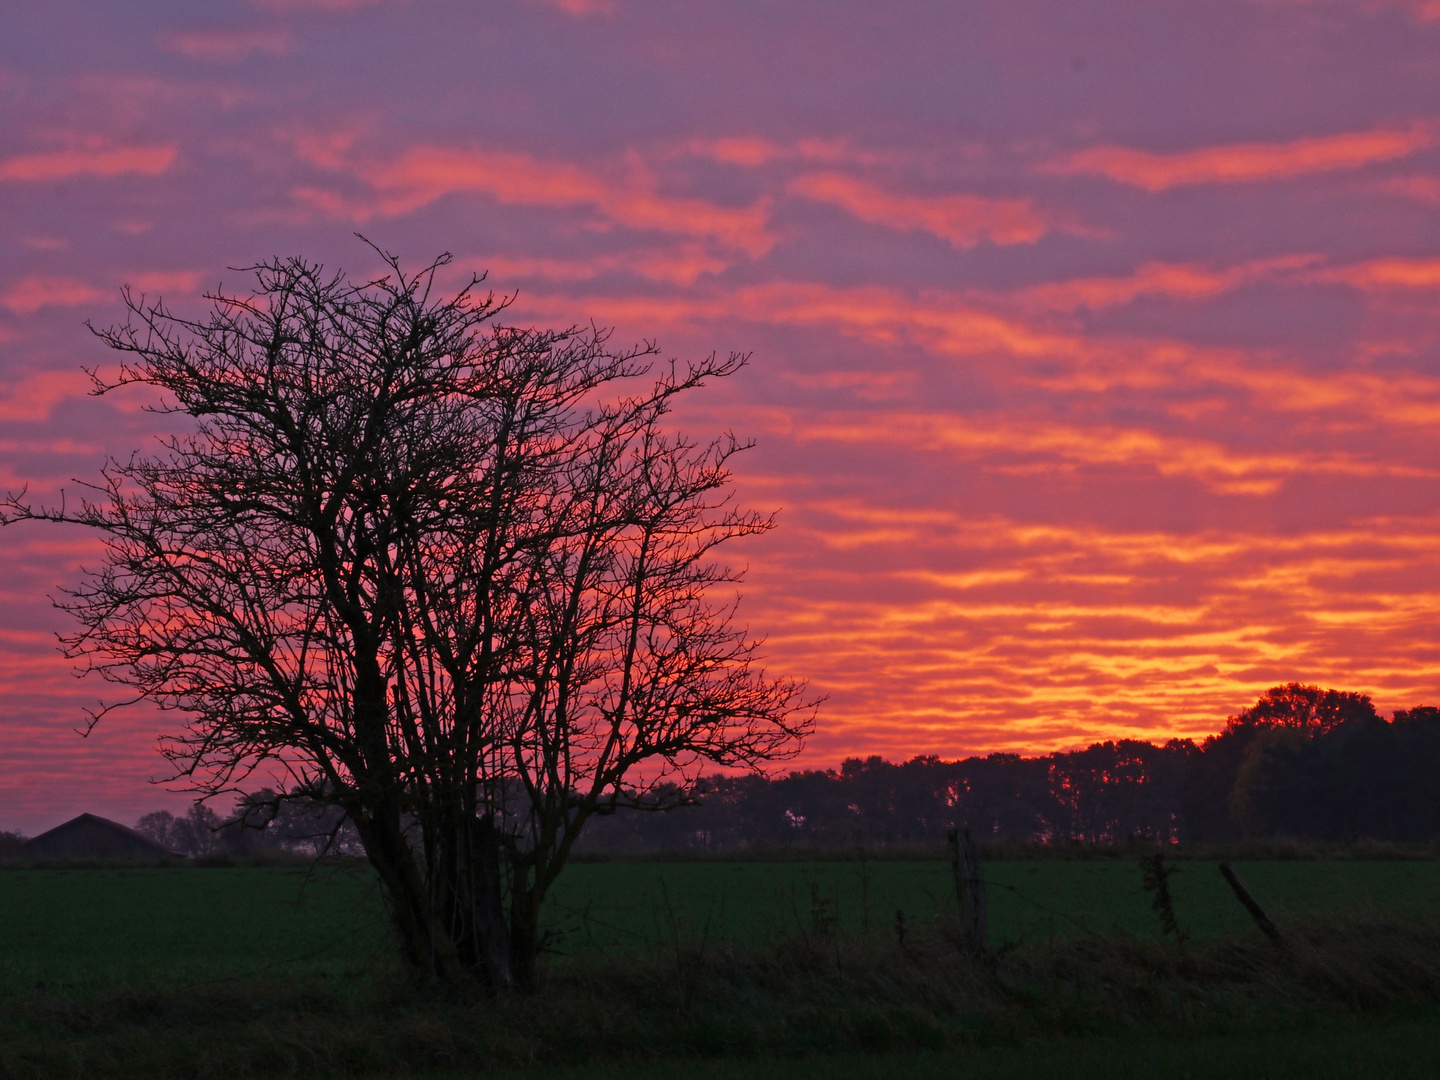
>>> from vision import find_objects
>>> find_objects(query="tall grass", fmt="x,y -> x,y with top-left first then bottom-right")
2,905 -> 1439,1079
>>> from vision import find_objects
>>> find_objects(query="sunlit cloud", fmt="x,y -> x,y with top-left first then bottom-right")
0,276 -> 105,315
1012,255 -> 1320,311
1048,127 -> 1432,190
247,0 -> 391,11
529,0 -> 616,14
9,0 -> 1440,822
297,143 -> 774,255
789,171 -> 1056,248
1311,257 -> 1440,289
686,136 -> 887,168
157,27 -> 295,63
1252,0 -> 1440,22
741,504 -> 1440,756
0,142 -> 177,182
466,246 -> 732,286
1379,174 -> 1440,203
750,407 -> 1425,495
521,276 -> 1440,437
0,372 -> 94,420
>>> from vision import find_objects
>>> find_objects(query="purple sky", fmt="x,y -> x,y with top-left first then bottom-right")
4,0 -> 1440,833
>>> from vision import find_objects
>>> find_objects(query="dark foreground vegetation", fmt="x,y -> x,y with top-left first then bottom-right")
2,907 -> 1438,1079
1,858 -> 1439,1078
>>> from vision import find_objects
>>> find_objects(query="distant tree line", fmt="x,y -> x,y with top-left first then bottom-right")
118,683 -> 1440,855
575,684 -> 1440,850
133,792 -> 362,858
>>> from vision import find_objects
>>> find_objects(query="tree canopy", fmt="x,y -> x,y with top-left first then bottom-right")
3,248 -> 813,986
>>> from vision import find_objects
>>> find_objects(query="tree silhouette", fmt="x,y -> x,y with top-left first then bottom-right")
2,248 -> 813,987
1227,682 -> 1380,734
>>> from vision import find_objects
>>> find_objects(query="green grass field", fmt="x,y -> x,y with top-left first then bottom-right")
1,857 -> 1437,992
3,859 -> 1439,1078
547,858 -> 1440,955
487,1013 -> 1440,1080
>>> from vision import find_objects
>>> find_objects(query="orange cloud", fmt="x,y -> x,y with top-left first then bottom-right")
789,172 -> 1054,248
750,407 -> 1420,496
1049,127 -> 1431,190
157,27 -> 295,62
515,277 -> 1440,436
739,501 -> 1440,758
0,143 -> 177,183
0,276 -> 104,315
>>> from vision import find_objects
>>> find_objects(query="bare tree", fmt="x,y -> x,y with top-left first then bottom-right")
2,248 -> 813,987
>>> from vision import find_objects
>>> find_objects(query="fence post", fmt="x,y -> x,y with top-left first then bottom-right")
1218,861 -> 1284,946
947,827 -> 989,955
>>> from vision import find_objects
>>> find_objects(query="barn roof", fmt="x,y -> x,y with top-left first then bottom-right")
22,813 -> 183,860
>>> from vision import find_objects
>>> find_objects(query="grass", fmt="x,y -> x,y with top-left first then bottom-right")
1,857 -> 1438,1077
547,858 -> 1440,954
487,1012 -> 1440,1080
0,863 -> 390,994
3,905 -> 1440,1078
2,857 -> 1439,989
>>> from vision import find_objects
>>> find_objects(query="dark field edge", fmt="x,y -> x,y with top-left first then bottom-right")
569,837 -> 1440,862
0,854 -> 370,871
2,906 -> 1439,1079
3,839 -> 1435,871
482,1013 -> 1440,1080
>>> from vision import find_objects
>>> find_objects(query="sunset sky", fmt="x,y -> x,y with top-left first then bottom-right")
4,0 -> 1440,832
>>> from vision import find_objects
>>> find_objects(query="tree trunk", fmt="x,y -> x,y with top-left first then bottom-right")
351,802 -> 464,980
508,876 -> 542,991
462,814 -> 513,989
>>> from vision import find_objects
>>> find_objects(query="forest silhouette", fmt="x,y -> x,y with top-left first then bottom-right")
120,681 -> 1440,858
574,683 -> 1440,851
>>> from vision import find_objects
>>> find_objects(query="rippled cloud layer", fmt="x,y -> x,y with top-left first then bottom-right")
2,0 -> 1440,830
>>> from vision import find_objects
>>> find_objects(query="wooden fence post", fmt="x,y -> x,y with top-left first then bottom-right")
1218,861 -> 1284,946
947,827 -> 989,955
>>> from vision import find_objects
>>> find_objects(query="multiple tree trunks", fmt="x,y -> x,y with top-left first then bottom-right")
1,248 -> 813,991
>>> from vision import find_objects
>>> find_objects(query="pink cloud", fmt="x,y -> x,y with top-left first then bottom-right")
530,0 -> 616,14
789,172 -> 1055,248
247,0 -> 389,11
687,136 -> 885,168
127,270 -> 204,295
1310,257 -> 1440,289
0,276 -> 104,315
1378,173 -> 1440,204
1013,255 -> 1320,311
0,372 -> 94,421
467,245 -> 731,286
1048,127 -> 1431,190
157,27 -> 295,63
301,143 -> 774,255
0,143 -> 177,183
1252,0 -> 1440,21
